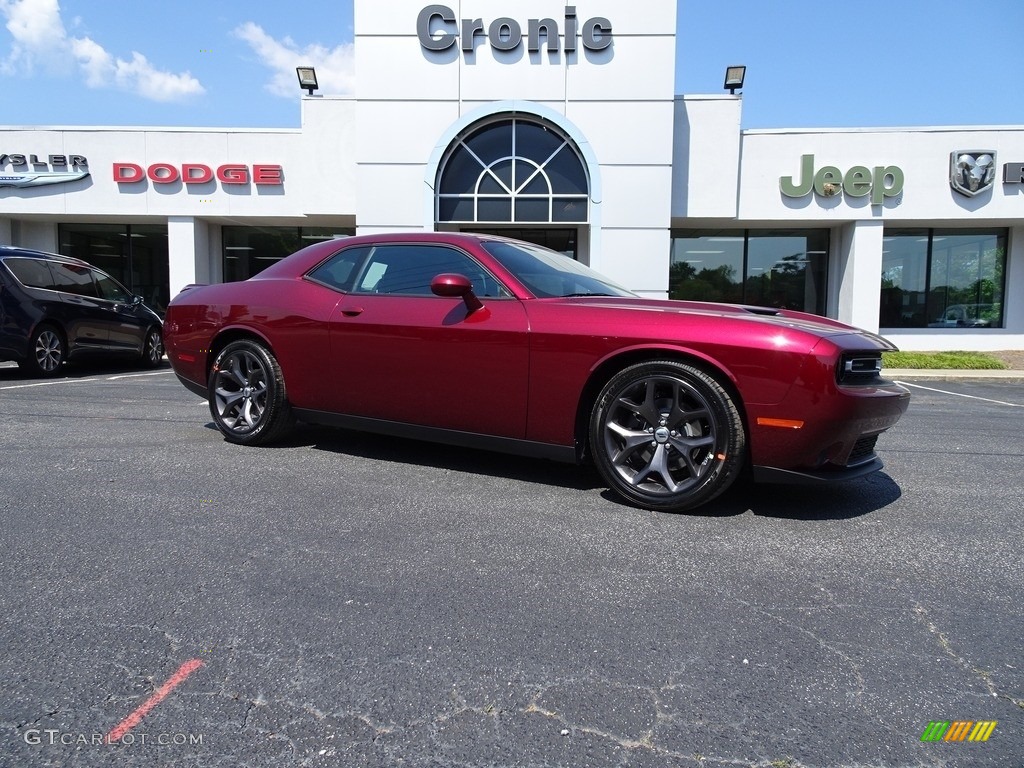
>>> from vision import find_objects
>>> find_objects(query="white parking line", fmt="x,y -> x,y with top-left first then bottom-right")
107,371 -> 175,381
896,380 -> 1024,408
0,370 -> 174,390
0,378 -> 102,390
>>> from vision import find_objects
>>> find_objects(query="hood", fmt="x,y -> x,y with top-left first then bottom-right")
554,296 -> 887,340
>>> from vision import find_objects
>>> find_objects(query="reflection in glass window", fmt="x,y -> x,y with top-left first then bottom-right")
670,230 -> 829,316
746,231 -> 828,314
223,226 -> 355,283
48,263 -> 96,297
437,117 -> 589,225
880,229 -> 1006,329
306,246 -> 371,292
58,223 -> 169,313
669,233 -> 743,304
353,245 -> 509,298
482,241 -> 632,299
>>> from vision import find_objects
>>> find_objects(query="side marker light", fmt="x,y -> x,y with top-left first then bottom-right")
756,417 -> 805,429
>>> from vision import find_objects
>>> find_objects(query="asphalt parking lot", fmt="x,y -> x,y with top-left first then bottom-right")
1,361 -> 1021,768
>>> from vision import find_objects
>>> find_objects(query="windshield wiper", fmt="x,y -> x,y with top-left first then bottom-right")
560,292 -> 616,298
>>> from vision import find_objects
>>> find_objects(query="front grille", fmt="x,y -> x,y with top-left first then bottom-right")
847,434 -> 879,466
837,352 -> 884,386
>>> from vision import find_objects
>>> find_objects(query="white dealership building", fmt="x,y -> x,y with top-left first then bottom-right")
1,0 -> 1022,350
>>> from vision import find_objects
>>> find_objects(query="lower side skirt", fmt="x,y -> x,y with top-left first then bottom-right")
292,407 -> 578,464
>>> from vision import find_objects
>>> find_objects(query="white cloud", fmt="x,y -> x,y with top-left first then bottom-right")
1,0 -> 59,47
234,21 -> 354,98
0,0 -> 204,101
0,0 -> 66,74
114,51 -> 203,102
69,35 -> 112,87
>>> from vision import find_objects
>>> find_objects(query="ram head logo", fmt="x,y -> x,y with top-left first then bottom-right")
950,151 -> 996,197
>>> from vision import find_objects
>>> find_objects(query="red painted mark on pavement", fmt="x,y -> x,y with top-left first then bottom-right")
107,659 -> 204,743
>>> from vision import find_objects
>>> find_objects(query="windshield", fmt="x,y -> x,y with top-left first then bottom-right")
481,241 -> 635,299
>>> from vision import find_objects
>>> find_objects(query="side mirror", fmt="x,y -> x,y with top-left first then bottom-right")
431,273 -> 483,312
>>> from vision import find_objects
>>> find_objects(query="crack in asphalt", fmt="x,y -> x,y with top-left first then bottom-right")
912,602 -> 1024,709
9,602 -> 1011,767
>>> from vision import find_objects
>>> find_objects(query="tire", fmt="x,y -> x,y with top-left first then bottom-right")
18,324 -> 66,377
208,339 -> 294,445
140,326 -> 164,368
589,360 -> 745,513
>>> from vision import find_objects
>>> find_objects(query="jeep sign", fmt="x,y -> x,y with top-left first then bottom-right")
780,154 -> 904,206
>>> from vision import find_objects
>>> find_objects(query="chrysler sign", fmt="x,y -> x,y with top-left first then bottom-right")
0,153 -> 89,189
417,5 -> 612,54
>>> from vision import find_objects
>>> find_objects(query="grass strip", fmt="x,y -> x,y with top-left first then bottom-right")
883,351 -> 1007,370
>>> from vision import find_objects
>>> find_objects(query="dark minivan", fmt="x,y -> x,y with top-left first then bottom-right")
0,246 -> 163,376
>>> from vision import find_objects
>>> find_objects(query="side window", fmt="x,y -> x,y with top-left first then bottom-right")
354,244 -> 508,297
93,271 -> 132,302
48,262 -> 97,297
306,246 -> 371,292
4,258 -> 56,289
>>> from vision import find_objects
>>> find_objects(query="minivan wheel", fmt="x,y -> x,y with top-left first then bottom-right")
19,325 -> 66,377
140,326 -> 164,368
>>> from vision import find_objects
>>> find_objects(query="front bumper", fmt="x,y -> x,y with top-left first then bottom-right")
752,456 -> 884,485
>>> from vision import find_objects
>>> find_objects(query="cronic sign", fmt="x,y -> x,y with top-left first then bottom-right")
417,5 -> 612,54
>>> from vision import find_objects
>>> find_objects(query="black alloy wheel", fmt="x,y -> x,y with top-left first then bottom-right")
208,339 -> 294,445
590,360 -> 745,512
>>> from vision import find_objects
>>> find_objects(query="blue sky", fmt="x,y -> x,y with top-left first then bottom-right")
2,0 -> 1022,130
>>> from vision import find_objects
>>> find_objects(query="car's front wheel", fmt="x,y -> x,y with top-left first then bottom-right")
590,360 -> 745,513
208,339 -> 294,445
19,324 -> 66,377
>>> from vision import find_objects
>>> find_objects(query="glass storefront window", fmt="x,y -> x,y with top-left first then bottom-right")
669,233 -> 743,304
670,229 -> 828,315
222,226 -> 355,282
881,229 -> 1006,329
58,223 -> 169,314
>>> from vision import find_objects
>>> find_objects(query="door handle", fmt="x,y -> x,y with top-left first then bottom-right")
341,308 -> 364,317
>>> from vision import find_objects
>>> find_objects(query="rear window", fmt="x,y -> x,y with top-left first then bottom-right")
4,257 -> 56,289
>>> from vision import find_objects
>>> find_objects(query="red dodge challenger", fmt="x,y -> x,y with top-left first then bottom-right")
164,232 -> 910,513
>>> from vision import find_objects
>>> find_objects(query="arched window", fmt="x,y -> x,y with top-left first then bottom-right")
436,117 -> 589,225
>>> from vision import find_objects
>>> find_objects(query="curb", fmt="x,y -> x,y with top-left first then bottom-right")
887,369 -> 1024,381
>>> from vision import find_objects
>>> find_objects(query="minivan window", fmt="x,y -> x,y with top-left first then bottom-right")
93,271 -> 132,303
48,262 -> 97,297
4,257 -> 56,289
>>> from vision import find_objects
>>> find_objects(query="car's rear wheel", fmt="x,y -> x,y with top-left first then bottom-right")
19,324 -> 66,377
208,339 -> 294,445
590,360 -> 745,512
140,326 -> 163,368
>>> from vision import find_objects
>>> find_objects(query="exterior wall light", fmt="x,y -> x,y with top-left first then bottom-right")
296,67 -> 319,95
724,65 -> 746,95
